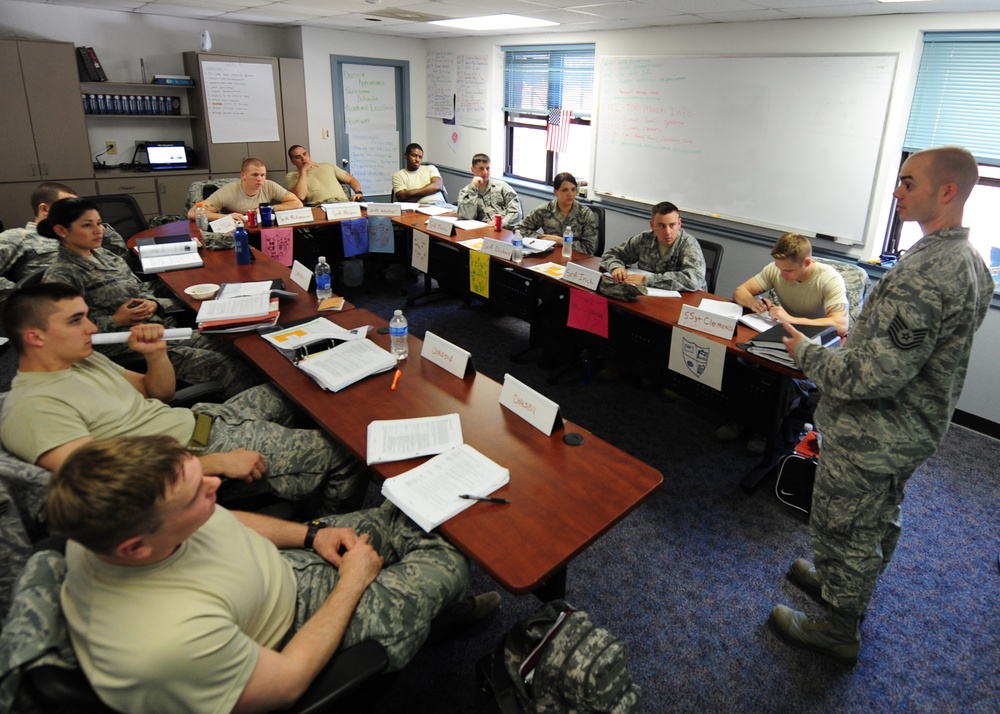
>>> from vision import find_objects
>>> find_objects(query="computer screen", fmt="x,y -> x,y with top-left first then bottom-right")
146,142 -> 189,170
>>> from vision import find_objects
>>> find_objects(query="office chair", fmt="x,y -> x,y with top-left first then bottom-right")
11,541 -> 389,714
812,257 -> 871,326
696,239 -> 724,295
84,194 -> 148,242
185,178 -> 239,213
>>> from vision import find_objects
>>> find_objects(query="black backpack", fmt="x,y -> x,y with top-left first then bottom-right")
481,599 -> 641,714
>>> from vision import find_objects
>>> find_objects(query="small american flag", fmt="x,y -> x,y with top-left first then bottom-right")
546,108 -> 573,153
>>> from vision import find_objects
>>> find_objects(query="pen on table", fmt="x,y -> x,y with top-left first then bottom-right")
390,369 -> 401,390
459,494 -> 511,504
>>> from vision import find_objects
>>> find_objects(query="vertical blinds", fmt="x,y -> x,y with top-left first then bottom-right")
502,44 -> 595,118
904,32 -> 1000,165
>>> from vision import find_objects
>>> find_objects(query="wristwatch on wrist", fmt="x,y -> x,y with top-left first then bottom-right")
304,520 -> 324,550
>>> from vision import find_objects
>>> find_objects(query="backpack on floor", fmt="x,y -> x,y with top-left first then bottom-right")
481,599 -> 641,714
775,429 -> 821,514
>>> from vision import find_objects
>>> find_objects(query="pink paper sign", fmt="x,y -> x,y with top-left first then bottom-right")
261,227 -> 294,266
567,289 -> 609,338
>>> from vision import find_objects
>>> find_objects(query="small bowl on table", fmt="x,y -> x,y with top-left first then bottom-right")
184,283 -> 220,301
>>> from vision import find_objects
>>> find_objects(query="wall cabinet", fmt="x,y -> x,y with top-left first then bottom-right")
0,40 -> 93,184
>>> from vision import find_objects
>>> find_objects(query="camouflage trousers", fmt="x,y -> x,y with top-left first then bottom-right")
192,384 -> 369,516
809,440 -> 911,614
281,501 -> 469,671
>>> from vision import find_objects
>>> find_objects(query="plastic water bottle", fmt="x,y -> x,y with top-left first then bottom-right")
562,225 -> 574,259
389,309 -> 408,360
233,221 -> 252,265
315,256 -> 332,299
512,230 -> 524,264
194,202 -> 208,231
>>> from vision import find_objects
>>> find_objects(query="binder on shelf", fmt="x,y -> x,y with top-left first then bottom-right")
152,74 -> 194,86
76,46 -> 104,82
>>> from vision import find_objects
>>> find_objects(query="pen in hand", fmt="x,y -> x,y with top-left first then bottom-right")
459,494 -> 510,504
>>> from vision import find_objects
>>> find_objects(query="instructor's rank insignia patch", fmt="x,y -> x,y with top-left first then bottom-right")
887,315 -> 927,350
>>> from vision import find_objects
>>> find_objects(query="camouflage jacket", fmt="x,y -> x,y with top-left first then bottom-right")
0,222 -> 127,301
516,200 -> 598,256
42,246 -> 179,335
599,229 -> 707,291
456,179 -> 523,228
796,227 -> 994,473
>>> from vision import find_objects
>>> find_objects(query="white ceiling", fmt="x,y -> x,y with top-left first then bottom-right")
11,0 -> 1000,38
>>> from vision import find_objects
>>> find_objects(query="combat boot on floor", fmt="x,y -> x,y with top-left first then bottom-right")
770,604 -> 861,666
789,558 -> 822,597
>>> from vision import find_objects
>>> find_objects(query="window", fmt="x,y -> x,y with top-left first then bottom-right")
503,45 -> 594,187
885,32 -> 1000,291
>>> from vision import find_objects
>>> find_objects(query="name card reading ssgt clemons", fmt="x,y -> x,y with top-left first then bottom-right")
499,373 -> 563,436
678,304 -> 738,339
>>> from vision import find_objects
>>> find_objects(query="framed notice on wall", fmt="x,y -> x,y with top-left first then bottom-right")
202,61 -> 280,144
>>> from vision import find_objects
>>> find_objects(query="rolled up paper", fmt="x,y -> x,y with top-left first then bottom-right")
90,327 -> 193,345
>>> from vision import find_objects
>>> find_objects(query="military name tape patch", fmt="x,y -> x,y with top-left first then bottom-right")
887,315 -> 927,350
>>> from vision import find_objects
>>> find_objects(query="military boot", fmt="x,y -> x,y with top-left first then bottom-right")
789,558 -> 822,596
770,604 -> 861,666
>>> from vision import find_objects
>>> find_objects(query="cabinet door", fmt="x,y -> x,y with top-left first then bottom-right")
156,173 -> 208,216
19,41 -> 94,180
0,41 -> 41,182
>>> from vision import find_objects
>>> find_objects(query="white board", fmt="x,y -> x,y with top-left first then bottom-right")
594,54 -> 897,242
202,61 -> 280,144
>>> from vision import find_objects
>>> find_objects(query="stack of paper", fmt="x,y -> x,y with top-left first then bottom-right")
135,236 -> 202,273
745,323 -> 839,368
739,312 -> 780,332
381,444 -> 510,532
366,413 -> 463,465
296,338 -> 397,392
196,293 -> 278,333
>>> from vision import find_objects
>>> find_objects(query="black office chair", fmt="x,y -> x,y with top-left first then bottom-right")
696,238 -> 724,294
587,203 -> 606,258
17,539 -> 389,714
84,194 -> 148,242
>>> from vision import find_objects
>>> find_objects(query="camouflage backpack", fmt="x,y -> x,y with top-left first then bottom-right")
489,599 -> 641,714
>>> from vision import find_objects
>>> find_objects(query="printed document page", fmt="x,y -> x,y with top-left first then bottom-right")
366,413 -> 463,465
297,338 -> 396,392
381,444 -> 510,532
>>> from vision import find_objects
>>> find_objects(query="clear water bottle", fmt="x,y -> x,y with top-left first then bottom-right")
389,309 -> 408,360
562,225 -> 574,259
512,230 -> 524,264
315,256 -> 332,299
194,202 -> 208,231
233,221 -> 252,265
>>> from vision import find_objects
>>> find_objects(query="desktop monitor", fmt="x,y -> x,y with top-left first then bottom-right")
145,141 -> 189,170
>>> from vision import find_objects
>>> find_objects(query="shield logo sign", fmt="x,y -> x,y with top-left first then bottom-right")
683,337 -> 709,378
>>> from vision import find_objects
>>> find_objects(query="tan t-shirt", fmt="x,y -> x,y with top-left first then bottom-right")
286,162 -> 350,204
63,507 -> 296,713
204,179 -> 291,215
754,261 -> 847,319
0,353 -> 195,465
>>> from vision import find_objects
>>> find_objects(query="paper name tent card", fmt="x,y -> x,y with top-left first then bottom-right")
296,338 -> 397,392
136,238 -> 202,273
380,444 -> 510,533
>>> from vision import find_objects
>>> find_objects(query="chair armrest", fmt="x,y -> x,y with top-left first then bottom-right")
172,381 -> 225,407
26,665 -> 115,712
284,640 -> 389,714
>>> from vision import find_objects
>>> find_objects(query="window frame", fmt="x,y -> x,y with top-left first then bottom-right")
502,44 -> 595,188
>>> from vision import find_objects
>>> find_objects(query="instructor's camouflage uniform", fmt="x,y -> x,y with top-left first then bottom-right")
456,179 -> 523,229
43,245 -> 259,398
599,229 -> 707,291
794,227 -> 993,614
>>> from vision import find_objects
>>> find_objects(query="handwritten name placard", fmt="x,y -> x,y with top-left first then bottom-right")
562,262 -> 602,291
480,237 -> 513,260
421,331 -> 474,378
678,304 -> 737,339
426,216 -> 455,236
275,207 -> 315,226
367,203 -> 402,217
323,203 -> 362,220
499,373 -> 562,436
209,215 -> 236,234
289,260 -> 313,291
411,232 -> 429,273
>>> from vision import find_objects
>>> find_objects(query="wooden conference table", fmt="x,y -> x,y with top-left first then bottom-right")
132,220 -> 664,598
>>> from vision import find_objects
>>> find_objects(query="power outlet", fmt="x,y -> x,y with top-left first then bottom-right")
105,141 -> 118,155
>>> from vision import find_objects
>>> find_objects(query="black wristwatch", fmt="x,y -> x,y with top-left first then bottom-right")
304,520 -> 324,550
